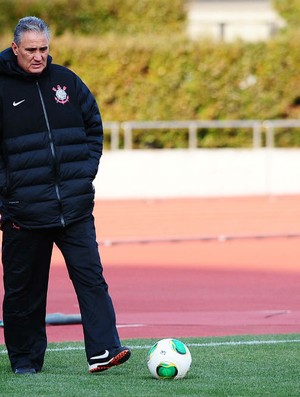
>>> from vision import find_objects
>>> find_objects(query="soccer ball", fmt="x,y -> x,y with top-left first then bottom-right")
147,338 -> 192,379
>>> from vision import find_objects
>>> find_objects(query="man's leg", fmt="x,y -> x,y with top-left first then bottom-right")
2,222 -> 53,372
54,216 -> 121,360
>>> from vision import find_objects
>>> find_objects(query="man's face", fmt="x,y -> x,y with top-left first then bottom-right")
12,31 -> 49,74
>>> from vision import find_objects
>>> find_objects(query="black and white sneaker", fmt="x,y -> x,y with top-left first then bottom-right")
88,346 -> 131,373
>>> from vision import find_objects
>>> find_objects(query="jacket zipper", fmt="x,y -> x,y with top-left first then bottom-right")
36,81 -> 65,227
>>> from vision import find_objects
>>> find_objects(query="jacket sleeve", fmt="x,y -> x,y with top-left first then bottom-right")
76,75 -> 103,178
0,155 -> 6,197
0,101 -> 6,197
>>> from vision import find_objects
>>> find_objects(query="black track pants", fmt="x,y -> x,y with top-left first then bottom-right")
2,216 -> 121,372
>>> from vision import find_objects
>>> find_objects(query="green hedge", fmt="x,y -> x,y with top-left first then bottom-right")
0,0 -> 185,35
273,0 -> 300,28
47,32 -> 300,148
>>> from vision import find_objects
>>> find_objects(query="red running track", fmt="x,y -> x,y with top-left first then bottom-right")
1,196 -> 300,343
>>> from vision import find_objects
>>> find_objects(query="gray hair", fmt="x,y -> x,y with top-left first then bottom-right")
13,16 -> 50,45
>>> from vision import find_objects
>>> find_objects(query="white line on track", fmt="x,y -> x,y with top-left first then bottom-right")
1,338 -> 300,354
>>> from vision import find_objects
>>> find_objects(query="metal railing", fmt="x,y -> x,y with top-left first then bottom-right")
263,119 -> 300,148
103,119 -> 300,150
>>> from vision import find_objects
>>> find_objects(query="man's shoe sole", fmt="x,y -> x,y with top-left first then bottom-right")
89,349 -> 131,373
15,367 -> 36,375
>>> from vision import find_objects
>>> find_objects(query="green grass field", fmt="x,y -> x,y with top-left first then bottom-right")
1,334 -> 300,397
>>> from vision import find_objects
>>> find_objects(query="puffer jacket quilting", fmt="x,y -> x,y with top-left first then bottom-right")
0,48 -> 103,228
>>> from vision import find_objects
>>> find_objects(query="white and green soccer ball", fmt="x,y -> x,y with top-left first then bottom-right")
147,338 -> 192,379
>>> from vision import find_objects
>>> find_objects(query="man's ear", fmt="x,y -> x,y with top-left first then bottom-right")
11,42 -> 18,56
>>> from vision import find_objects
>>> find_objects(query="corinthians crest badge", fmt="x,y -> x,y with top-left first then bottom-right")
52,85 -> 69,104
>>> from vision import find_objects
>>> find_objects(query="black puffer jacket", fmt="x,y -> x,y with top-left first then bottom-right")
0,48 -> 103,228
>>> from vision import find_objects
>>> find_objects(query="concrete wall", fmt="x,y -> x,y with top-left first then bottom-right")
94,149 -> 300,199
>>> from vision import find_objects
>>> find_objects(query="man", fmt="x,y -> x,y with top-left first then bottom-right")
0,16 -> 130,375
